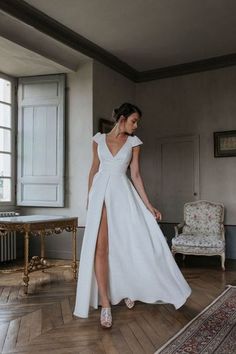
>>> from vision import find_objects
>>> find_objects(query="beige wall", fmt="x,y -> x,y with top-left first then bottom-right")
136,66 -> 236,225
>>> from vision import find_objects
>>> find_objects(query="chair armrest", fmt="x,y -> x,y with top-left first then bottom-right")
174,222 -> 185,237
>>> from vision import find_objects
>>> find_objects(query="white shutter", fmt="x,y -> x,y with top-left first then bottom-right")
17,74 -> 65,207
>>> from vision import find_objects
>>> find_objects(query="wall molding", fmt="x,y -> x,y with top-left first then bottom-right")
1,0 -> 236,82
137,53 -> 236,82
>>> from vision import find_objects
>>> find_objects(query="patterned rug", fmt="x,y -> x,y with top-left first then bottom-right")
155,285 -> 236,354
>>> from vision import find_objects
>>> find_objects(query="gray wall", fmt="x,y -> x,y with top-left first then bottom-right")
135,66 -> 236,258
135,66 -> 236,225
93,61 -> 135,130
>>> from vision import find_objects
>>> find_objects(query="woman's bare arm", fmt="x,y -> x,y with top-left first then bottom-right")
130,146 -> 162,220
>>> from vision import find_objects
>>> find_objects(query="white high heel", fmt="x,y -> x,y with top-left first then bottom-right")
100,307 -> 112,328
124,298 -> 135,309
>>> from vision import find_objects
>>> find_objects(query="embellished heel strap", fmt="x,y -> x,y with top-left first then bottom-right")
100,307 -> 112,328
124,298 -> 135,309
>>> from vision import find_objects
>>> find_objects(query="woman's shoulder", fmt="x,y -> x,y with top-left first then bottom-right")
130,134 -> 143,147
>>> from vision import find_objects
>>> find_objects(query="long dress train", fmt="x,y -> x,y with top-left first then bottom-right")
74,132 -> 191,318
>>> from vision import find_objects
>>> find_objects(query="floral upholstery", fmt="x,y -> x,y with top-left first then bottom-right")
172,235 -> 225,249
171,200 -> 225,270
183,203 -> 223,236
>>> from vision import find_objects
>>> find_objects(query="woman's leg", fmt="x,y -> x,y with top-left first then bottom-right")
94,201 -> 110,308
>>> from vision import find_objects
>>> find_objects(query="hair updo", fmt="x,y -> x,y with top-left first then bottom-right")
112,102 -> 142,122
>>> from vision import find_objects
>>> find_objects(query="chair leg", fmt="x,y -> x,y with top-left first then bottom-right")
221,252 -> 225,271
183,254 -> 186,261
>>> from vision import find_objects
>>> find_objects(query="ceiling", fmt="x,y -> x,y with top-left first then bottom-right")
0,0 -> 236,80
0,36 -> 73,77
24,0 -> 236,71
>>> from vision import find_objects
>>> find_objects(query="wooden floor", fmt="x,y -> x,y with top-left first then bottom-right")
0,257 -> 235,354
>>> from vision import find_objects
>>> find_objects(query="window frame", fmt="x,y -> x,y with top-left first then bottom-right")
0,72 -> 17,207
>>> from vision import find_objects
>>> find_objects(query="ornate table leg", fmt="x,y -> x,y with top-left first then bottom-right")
23,231 -> 29,294
40,231 -> 45,259
40,231 -> 46,272
72,226 -> 77,279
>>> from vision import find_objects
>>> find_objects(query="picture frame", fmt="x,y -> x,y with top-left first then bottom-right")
214,130 -> 236,157
99,118 -> 114,134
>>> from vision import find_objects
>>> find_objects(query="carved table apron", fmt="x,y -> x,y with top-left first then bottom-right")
0,215 -> 78,294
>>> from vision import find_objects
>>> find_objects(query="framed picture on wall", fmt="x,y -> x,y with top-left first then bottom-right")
214,130 -> 236,157
99,118 -> 114,133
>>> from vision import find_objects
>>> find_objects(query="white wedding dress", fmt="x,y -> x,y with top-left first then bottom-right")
74,132 -> 191,318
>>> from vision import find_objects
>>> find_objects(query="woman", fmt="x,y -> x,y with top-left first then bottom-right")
73,102 -> 191,328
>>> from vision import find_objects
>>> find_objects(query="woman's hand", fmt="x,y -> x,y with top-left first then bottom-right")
146,203 -> 162,221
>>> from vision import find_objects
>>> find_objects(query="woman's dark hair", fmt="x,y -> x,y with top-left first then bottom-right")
112,102 -> 142,122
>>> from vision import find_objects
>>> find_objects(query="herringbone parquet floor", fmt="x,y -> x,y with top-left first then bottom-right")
0,258 -> 235,354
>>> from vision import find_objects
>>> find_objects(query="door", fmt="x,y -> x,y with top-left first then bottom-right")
156,135 -> 200,222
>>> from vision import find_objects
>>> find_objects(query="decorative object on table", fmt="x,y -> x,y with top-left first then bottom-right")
0,259 -> 71,273
172,200 -> 225,270
155,285 -> 236,354
214,130 -> 236,157
99,118 -> 114,133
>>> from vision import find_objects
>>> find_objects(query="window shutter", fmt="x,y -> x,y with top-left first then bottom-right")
17,74 -> 65,207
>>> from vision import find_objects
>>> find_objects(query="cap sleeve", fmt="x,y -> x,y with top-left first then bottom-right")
92,132 -> 102,144
131,135 -> 143,147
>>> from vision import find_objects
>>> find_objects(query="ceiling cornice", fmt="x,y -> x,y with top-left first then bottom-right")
1,0 -> 236,83
137,53 -> 236,82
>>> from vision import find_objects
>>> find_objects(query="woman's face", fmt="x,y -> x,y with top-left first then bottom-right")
123,112 -> 140,134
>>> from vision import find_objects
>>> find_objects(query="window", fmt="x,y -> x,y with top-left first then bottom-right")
0,74 -> 16,205
0,73 -> 65,207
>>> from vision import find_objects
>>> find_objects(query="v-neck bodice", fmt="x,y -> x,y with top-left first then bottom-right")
104,133 -> 130,159
92,132 -> 143,176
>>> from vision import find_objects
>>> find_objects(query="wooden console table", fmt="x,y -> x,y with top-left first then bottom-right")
0,215 -> 78,294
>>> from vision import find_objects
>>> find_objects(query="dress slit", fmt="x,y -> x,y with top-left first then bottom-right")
88,175 -> 111,309
94,199 -> 111,306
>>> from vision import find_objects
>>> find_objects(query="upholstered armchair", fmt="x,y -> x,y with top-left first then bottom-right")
172,200 -> 225,270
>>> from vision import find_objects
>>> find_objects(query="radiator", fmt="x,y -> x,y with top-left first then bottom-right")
0,211 -> 20,262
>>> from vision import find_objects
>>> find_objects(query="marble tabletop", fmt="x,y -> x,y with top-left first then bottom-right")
0,215 -> 77,224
